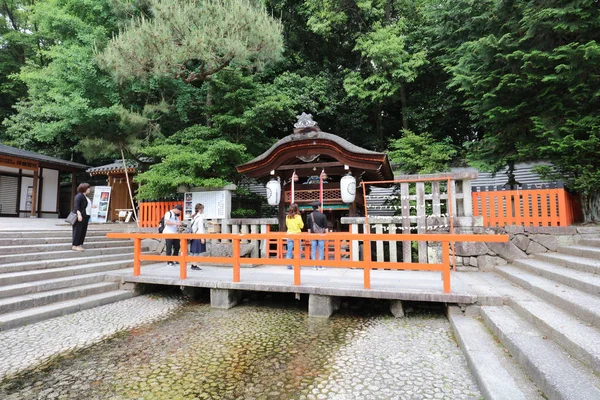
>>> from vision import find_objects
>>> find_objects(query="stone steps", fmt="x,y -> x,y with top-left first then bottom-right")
0,290 -> 134,331
0,272 -> 111,299
0,282 -> 120,314
481,305 -> 600,400
534,252 -> 600,275
0,252 -> 143,274
0,229 -> 141,331
0,240 -> 133,255
448,307 -> 543,400
0,245 -> 136,264
0,236 -> 116,246
512,259 -> 600,295
495,265 -> 600,327
580,238 -> 600,247
0,230 -> 111,239
508,298 -> 600,375
556,244 -> 600,260
0,260 -> 135,287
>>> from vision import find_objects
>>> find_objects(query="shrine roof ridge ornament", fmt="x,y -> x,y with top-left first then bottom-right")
294,112 -> 317,129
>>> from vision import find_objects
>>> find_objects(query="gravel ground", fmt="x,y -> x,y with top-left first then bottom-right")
0,296 -> 481,400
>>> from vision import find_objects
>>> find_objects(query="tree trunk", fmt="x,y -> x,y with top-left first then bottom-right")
205,81 -> 213,127
581,191 -> 600,223
400,85 -> 408,130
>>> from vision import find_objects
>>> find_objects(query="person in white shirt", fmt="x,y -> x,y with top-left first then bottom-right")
189,203 -> 206,271
164,204 -> 183,266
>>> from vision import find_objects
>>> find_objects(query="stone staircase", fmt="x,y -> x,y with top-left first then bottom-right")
0,230 -> 142,331
450,237 -> 600,400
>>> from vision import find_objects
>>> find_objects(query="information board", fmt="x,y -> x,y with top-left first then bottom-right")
91,186 -> 112,223
184,190 -> 231,220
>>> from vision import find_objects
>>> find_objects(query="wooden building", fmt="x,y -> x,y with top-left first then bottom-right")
236,114 -> 393,231
87,160 -> 137,222
0,144 -> 88,218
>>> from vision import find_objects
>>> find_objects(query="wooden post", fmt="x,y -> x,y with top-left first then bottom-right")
442,241 -> 451,293
71,172 -> 77,210
293,238 -> 301,285
180,238 -> 188,280
30,168 -> 39,217
363,237 -> 371,289
133,238 -> 141,276
233,238 -> 241,282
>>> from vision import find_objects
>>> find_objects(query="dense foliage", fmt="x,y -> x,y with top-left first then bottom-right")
1,0 -> 599,220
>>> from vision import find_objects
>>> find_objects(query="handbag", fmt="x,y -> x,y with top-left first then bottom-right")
311,213 -> 326,233
65,211 -> 78,226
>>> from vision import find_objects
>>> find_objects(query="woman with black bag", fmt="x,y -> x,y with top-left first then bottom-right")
72,183 -> 91,251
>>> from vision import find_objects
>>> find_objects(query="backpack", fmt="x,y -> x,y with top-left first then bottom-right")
158,211 -> 172,233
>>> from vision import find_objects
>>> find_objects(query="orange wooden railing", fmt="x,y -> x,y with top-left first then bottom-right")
472,188 -> 578,227
106,231 -> 508,293
138,201 -> 182,228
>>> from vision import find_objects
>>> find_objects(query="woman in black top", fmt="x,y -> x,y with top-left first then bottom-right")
72,183 -> 91,251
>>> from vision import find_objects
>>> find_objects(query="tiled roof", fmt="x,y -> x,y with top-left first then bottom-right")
0,144 -> 88,170
87,160 -> 138,175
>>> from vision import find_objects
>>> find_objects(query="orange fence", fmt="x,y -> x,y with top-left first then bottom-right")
472,187 -> 579,227
106,231 -> 508,293
138,201 -> 181,228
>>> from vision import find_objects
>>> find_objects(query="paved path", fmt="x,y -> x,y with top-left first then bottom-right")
0,295 -> 184,382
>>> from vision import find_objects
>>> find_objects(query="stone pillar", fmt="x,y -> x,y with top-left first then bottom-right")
390,300 -> 405,318
308,294 -> 340,318
210,288 -> 240,309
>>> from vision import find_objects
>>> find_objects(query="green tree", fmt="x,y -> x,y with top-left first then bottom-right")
434,0 -> 600,221
388,129 -> 457,174
98,0 -> 284,85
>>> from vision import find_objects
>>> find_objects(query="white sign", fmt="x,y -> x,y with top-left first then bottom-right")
184,190 -> 231,220
91,186 -> 112,223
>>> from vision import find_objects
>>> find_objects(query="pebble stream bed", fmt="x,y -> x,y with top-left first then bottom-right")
0,294 -> 481,400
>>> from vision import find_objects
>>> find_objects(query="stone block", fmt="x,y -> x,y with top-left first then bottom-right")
504,225 -> 524,234
454,242 -> 489,257
577,226 -> 600,234
528,234 -> 558,251
202,243 -> 255,258
511,235 -> 530,252
427,245 -> 442,264
469,257 -> 478,267
477,255 -> 507,271
390,300 -> 404,318
308,294 -> 340,318
526,241 -> 548,254
524,226 -> 577,235
487,242 -> 527,261
210,288 -> 240,309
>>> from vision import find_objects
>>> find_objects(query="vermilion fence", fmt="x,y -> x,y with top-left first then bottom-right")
139,201 -> 181,228
472,186 -> 580,227
106,231 -> 508,293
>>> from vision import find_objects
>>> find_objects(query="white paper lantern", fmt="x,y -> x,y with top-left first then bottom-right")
340,174 -> 356,203
266,179 -> 281,206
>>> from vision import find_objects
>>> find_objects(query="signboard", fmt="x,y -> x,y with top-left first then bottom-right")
90,186 -> 112,223
0,155 -> 38,171
184,190 -> 231,219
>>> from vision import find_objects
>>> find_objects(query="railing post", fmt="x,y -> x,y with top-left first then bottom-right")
180,238 -> 187,280
133,237 -> 141,276
293,238 -> 301,286
233,237 -> 241,282
442,241 -> 450,293
363,237 -> 371,289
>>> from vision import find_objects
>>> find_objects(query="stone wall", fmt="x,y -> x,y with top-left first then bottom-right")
452,225 -> 600,271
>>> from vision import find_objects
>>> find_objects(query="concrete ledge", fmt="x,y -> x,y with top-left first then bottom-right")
115,275 -> 477,304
